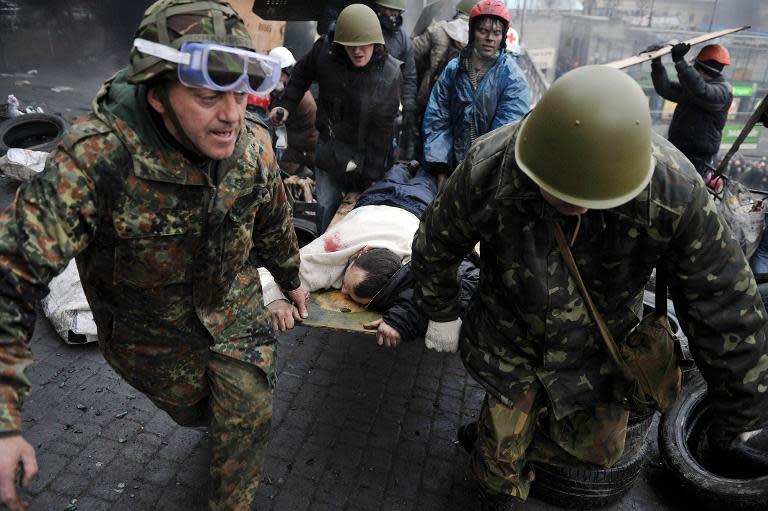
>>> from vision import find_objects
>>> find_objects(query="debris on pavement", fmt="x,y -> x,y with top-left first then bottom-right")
0,148 -> 48,180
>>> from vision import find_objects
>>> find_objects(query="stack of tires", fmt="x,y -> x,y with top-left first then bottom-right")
531,408 -> 655,508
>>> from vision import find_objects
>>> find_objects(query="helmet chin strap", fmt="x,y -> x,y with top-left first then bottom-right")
155,82 -> 201,156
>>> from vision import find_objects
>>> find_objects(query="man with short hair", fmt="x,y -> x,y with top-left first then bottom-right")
261,163 -> 479,348
0,2 -> 307,510
649,42 -> 734,176
422,0 -> 529,188
269,3 -> 402,232
412,65 -> 768,510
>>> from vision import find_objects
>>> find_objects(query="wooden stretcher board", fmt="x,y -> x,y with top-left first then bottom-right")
301,290 -> 379,334
603,26 -> 749,70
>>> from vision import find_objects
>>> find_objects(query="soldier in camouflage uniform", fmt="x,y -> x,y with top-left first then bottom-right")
411,65 -> 768,510
0,2 -> 308,510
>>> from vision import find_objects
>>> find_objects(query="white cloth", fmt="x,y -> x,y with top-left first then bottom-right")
424,318 -> 462,353
259,205 -> 420,304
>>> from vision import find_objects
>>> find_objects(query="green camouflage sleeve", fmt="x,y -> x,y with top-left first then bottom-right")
412,160 -> 481,321
0,151 -> 98,433
250,137 -> 301,292
665,178 -> 768,433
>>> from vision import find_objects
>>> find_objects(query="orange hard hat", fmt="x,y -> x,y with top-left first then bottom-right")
696,44 -> 731,66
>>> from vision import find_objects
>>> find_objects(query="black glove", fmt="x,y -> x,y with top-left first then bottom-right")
707,423 -> 768,479
670,42 -> 690,63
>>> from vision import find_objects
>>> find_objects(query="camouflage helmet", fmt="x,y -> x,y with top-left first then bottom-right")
334,4 -> 385,46
128,0 -> 255,84
375,0 -> 406,11
456,0 -> 478,16
515,65 -> 654,210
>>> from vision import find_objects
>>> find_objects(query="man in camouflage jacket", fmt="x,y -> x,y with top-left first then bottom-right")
412,66 -> 768,510
0,2 -> 307,510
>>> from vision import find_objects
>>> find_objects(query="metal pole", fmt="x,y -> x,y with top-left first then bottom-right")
520,0 -> 526,43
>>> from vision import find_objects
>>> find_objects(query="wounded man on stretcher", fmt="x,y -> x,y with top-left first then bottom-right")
258,163 -> 479,348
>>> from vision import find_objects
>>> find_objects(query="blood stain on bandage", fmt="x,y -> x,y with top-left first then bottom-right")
324,233 -> 344,252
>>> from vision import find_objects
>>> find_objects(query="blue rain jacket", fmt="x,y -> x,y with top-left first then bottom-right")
422,50 -> 530,170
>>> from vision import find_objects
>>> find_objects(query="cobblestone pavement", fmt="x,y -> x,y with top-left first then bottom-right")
15,315 -> 689,511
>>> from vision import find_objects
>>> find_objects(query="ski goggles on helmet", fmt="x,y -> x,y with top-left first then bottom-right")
133,38 -> 281,94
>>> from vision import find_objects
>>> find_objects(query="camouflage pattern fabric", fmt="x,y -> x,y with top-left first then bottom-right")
412,121 -> 768,434
109,334 -> 272,511
472,385 -> 628,499
128,0 -> 256,84
0,68 -> 299,511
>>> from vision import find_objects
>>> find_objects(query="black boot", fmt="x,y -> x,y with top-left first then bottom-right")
458,421 -> 478,454
477,485 -> 519,511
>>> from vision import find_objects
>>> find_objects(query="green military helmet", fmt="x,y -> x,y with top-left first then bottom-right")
128,0 -> 255,84
375,0 -> 406,11
456,0 -> 478,16
514,65 -> 654,210
334,4 -> 385,46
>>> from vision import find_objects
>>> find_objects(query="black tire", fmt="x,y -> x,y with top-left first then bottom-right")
658,380 -> 768,510
625,408 -> 655,455
0,113 -> 68,155
529,411 -> 652,509
531,443 -> 647,509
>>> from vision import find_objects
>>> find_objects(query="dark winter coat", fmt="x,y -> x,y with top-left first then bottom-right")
370,253 -> 480,343
279,37 -> 402,182
651,59 -> 733,158
383,25 -> 417,115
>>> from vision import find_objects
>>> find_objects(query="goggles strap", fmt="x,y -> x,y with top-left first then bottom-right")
155,82 -> 200,155
134,38 -> 191,65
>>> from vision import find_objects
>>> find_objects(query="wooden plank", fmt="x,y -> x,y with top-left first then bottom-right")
603,26 -> 750,70
301,290 -> 379,334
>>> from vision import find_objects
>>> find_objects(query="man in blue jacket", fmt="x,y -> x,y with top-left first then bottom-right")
422,0 -> 529,187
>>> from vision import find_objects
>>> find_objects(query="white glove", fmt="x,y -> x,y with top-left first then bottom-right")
425,318 -> 462,353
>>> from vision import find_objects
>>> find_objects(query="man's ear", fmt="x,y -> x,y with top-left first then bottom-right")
146,86 -> 167,115
359,245 -> 370,255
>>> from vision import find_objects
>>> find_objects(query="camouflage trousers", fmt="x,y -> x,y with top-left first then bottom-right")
472,382 -> 628,500
101,332 -> 273,511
